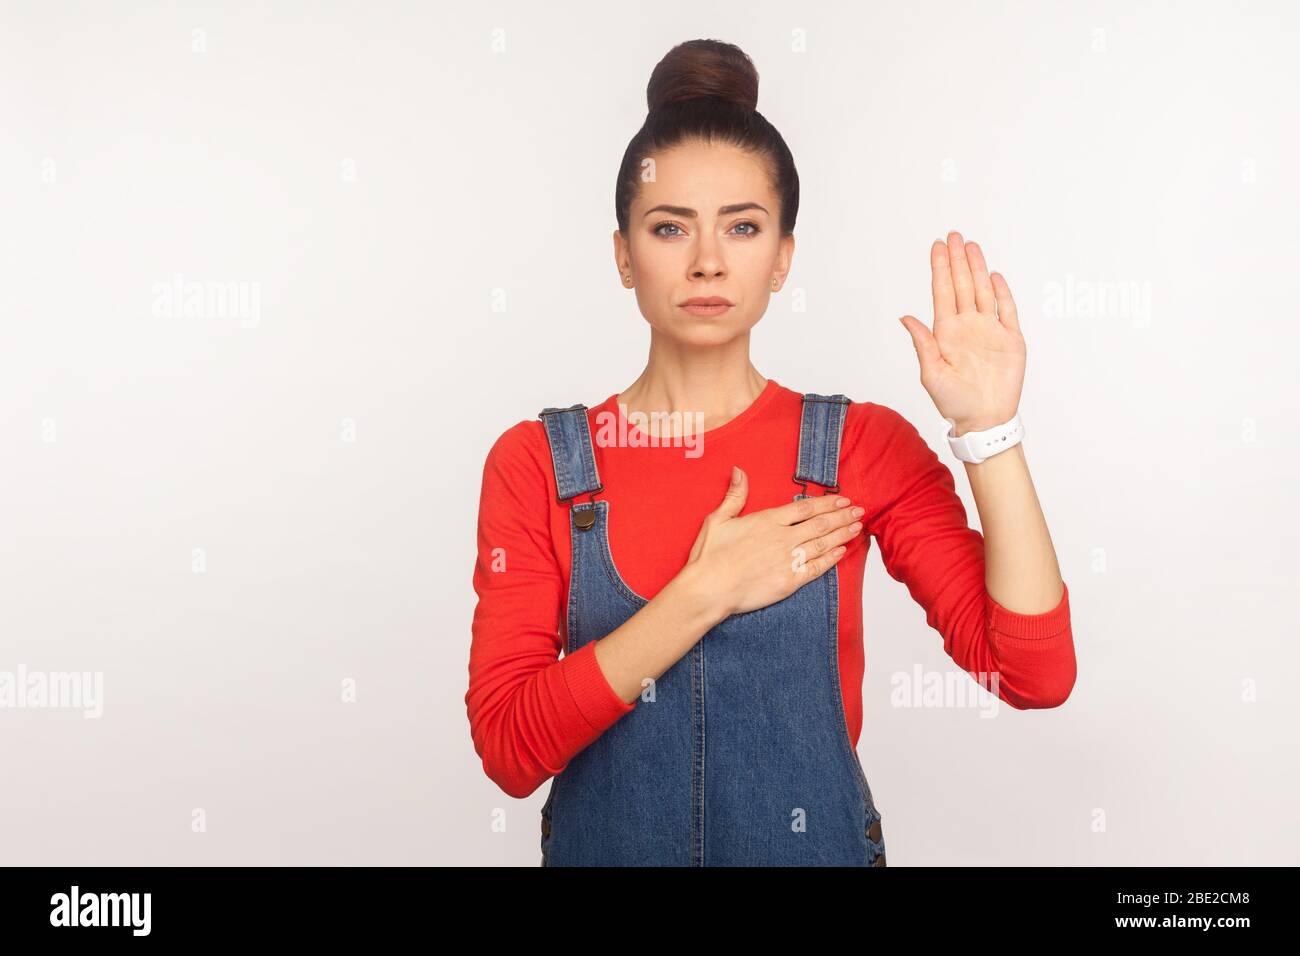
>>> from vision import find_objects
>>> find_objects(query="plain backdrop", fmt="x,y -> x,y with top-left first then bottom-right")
2,0 -> 1297,865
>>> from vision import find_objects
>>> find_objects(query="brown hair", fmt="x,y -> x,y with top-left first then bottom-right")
615,39 -> 800,236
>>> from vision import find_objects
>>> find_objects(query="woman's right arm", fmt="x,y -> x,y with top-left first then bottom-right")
466,424 -> 861,799
466,422 -> 636,799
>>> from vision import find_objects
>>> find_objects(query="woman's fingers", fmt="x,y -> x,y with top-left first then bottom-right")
793,544 -> 849,581
789,504 -> 864,553
899,314 -> 944,376
964,240 -> 997,315
946,231 -> 976,314
931,240 -> 955,320
769,491 -> 854,527
991,271 -> 1020,332
806,517 -> 864,557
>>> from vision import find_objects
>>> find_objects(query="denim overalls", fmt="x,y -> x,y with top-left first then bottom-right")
536,393 -> 886,867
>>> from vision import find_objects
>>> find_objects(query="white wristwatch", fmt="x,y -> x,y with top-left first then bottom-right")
946,412 -> 1025,464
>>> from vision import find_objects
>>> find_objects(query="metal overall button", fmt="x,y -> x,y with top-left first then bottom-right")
791,476 -> 840,500
865,801 -> 887,867
564,488 -> 602,531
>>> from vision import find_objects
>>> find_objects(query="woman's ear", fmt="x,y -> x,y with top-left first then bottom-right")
613,228 -> 633,287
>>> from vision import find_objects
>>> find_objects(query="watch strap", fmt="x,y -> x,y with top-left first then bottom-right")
946,412 -> 1025,464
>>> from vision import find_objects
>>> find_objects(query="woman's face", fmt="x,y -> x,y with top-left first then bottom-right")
616,139 -> 793,347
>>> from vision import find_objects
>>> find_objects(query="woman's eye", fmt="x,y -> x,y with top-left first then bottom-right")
654,221 -> 760,238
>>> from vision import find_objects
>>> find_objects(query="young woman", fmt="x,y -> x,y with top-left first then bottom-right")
466,39 -> 1075,867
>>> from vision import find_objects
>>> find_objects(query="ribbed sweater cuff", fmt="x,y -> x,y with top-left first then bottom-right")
561,640 -> 636,732
987,580 -> 1071,641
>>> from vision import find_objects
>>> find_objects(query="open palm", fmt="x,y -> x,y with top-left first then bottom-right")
899,231 -> 1026,435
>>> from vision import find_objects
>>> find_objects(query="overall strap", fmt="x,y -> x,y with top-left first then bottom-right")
793,393 -> 851,496
538,403 -> 603,502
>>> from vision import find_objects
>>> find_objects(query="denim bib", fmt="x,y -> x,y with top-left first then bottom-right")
536,393 -> 886,867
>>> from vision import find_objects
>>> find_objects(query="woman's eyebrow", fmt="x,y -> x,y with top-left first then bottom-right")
642,202 -> 769,219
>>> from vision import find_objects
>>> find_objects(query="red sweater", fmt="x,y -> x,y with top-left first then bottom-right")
467,379 -> 1076,799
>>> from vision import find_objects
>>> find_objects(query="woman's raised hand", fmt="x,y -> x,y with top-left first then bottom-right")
898,230 -> 1027,435
678,465 -> 864,620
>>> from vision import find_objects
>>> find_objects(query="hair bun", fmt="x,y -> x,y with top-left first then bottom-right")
646,39 -> 759,114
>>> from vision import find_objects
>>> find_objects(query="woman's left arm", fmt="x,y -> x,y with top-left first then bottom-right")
899,230 -> 1064,613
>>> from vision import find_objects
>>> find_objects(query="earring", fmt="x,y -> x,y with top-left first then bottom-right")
624,274 -> 632,284
772,278 -> 778,288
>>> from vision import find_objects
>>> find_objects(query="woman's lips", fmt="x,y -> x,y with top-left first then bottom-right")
680,302 -> 733,316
